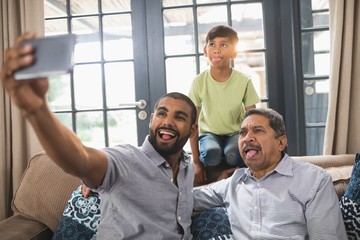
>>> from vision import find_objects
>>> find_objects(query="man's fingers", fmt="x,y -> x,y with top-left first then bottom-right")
1,32 -> 36,79
14,32 -> 37,47
2,45 -> 34,82
203,170 -> 207,181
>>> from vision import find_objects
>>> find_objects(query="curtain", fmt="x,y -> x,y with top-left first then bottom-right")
324,0 -> 360,155
0,0 -> 44,220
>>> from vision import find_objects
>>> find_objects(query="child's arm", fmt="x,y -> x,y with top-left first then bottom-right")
245,104 -> 256,111
190,107 -> 207,186
190,133 -> 207,186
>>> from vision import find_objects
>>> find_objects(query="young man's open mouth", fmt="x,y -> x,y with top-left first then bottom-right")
158,129 -> 178,142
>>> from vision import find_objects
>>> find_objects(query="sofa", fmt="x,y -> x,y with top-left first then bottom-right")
0,151 -> 356,240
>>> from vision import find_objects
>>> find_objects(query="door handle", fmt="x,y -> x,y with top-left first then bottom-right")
118,99 -> 147,109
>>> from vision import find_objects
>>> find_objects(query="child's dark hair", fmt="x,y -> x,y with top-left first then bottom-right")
206,25 -> 239,46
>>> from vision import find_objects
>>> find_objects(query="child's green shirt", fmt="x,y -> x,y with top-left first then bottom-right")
189,68 -> 260,135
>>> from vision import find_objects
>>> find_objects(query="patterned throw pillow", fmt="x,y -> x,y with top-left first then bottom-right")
52,185 -> 101,240
191,207 -> 234,240
340,153 -> 360,240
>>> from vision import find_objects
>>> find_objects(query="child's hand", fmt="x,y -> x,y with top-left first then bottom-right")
81,184 -> 92,198
194,163 -> 207,186
217,167 -> 238,181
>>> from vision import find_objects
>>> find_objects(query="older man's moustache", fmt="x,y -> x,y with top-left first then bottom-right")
242,143 -> 261,152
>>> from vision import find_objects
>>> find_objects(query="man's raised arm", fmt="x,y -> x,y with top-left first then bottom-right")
0,32 -> 107,187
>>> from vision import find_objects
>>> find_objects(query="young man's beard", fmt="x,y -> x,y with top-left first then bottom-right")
148,129 -> 189,156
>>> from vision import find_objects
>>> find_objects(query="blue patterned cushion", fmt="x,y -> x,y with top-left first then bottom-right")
52,185 -> 101,240
340,153 -> 360,240
191,207 -> 234,240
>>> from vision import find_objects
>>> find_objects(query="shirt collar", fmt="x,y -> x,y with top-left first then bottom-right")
141,135 -> 191,167
274,154 -> 293,177
237,153 -> 293,182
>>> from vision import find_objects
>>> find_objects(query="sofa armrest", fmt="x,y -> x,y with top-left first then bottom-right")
12,152 -> 81,232
292,154 -> 355,169
0,214 -> 53,240
292,154 -> 356,199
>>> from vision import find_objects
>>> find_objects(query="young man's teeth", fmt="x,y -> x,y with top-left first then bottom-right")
160,130 -> 175,136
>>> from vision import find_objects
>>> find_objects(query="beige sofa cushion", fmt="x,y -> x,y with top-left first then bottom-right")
292,154 -> 355,180
12,152 -> 80,232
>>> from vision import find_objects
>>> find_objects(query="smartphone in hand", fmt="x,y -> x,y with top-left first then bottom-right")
14,34 -> 77,80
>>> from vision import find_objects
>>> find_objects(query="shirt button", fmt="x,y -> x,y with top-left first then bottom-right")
170,178 -> 173,182
179,192 -> 182,196
178,216 -> 181,221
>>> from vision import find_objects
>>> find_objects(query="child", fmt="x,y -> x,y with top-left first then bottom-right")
189,25 -> 260,186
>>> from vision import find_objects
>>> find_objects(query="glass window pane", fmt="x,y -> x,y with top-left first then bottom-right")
74,64 -> 103,109
197,0 -> 227,3
162,0 -> 192,7
314,79 -> 329,94
45,19 -> 68,36
71,0 -> 98,15
166,57 -> 197,95
48,74 -> 72,110
303,51 -> 330,76
231,3 -> 264,50
304,80 -> 328,123
312,11 -> 329,28
301,31 -> 330,52
301,0 -> 329,28
55,112 -> 73,131
44,0 -> 141,148
72,17 -> 101,63
302,31 -> 330,76
103,14 -> 133,60
105,62 -> 135,107
77,111 -> 105,148
304,79 -> 329,95
311,0 -> 329,10
314,53 -> 330,75
102,0 -> 131,13
314,31 -> 330,51
108,110 -> 138,146
163,8 -> 195,55
304,79 -> 327,156
44,0 -> 67,18
306,127 -> 325,155
197,5 -> 228,25
235,52 -> 266,99
257,102 -> 268,109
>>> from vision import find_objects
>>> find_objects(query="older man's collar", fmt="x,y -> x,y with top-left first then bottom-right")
236,154 -> 293,182
274,154 -> 293,177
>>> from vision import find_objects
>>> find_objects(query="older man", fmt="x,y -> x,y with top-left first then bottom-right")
193,108 -> 347,239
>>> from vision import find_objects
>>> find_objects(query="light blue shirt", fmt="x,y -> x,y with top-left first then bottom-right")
193,154 -> 347,240
94,137 -> 194,239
